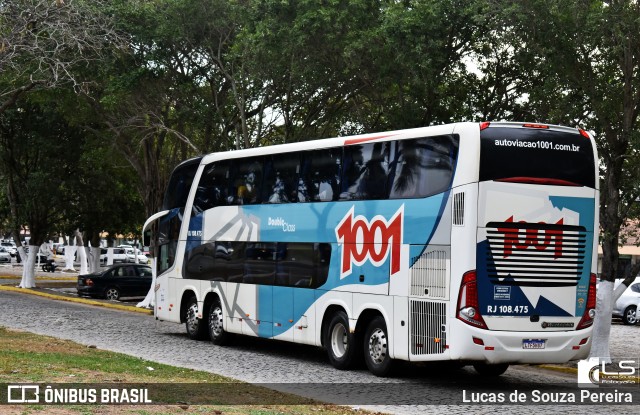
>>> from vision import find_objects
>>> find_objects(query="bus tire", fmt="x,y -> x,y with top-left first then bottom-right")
185,296 -> 208,340
324,310 -> 358,370
473,363 -> 509,377
208,299 -> 228,345
363,316 -> 393,377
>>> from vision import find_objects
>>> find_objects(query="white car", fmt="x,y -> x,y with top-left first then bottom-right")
613,277 -> 640,325
100,248 -> 149,265
0,246 -> 11,263
126,248 -> 149,264
1,241 -> 17,257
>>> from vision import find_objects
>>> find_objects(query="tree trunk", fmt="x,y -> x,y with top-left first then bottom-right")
137,257 -> 156,309
589,281 -> 614,362
75,230 -> 89,275
88,234 -> 101,273
63,244 -> 77,272
18,245 -> 38,288
63,236 -> 78,272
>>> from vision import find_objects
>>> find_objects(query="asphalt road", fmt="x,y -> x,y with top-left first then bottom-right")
0,290 -> 638,414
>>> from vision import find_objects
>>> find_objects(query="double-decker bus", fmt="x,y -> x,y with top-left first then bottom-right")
143,122 -> 598,377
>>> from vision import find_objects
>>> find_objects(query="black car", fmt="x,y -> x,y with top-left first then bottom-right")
77,264 -> 152,301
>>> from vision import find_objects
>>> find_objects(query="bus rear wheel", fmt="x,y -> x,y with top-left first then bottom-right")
185,296 -> 208,340
364,316 -> 393,377
324,311 -> 358,370
208,299 -> 228,345
473,363 -> 509,377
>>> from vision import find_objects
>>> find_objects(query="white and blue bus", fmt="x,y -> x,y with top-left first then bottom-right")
143,122 -> 598,376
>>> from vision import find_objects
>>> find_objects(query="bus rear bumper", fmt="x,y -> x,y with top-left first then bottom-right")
443,321 -> 593,364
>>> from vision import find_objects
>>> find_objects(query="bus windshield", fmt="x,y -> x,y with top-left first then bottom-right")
479,127 -> 595,188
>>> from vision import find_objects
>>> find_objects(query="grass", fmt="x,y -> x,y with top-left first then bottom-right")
0,327 -> 377,415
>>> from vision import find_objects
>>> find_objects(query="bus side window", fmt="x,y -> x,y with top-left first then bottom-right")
263,154 -> 300,204
229,157 -> 263,205
389,135 -> 458,199
341,142 -> 391,200
299,148 -> 341,202
192,162 -> 231,214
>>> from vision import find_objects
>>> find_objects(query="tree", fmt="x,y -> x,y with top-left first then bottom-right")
0,96 -> 86,286
0,0 -> 124,114
0,0 -> 130,281
486,0 -> 640,361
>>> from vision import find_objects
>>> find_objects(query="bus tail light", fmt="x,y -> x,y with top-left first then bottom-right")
457,271 -> 488,329
579,128 -> 590,139
577,273 -> 597,330
522,123 -> 549,129
480,122 -> 491,131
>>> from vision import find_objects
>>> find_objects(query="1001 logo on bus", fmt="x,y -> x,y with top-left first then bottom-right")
497,216 -> 564,258
335,205 -> 404,279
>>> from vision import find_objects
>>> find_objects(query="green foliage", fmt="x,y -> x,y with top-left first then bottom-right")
0,89 -> 143,242
2,0 -> 640,271
485,0 -> 640,280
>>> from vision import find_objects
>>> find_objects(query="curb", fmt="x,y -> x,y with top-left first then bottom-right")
537,364 -> 577,374
0,284 -> 153,315
0,275 -> 77,281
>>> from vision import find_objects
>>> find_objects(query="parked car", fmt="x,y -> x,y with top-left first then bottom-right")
77,264 -> 153,301
0,246 -> 11,263
127,248 -> 149,264
613,277 -> 640,325
100,248 -> 149,265
1,241 -> 17,257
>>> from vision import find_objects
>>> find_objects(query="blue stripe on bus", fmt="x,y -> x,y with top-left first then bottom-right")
549,196 -> 595,317
252,193 -> 450,337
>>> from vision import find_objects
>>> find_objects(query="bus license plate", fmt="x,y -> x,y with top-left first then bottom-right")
522,339 -> 546,349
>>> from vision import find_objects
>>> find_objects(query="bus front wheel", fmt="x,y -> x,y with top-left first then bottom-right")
324,311 -> 358,370
185,296 -> 207,340
364,316 -> 393,377
208,299 -> 228,345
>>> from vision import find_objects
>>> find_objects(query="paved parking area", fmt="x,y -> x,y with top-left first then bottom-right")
2,261 -> 638,363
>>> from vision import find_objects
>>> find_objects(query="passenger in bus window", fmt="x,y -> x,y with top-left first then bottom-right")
267,172 -> 288,203
237,172 -> 258,204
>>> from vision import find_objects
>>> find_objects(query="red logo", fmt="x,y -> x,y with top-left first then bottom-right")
335,206 -> 404,279
497,216 -> 563,258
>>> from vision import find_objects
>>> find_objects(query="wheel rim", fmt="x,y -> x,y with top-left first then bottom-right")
105,289 -> 119,301
209,306 -> 224,337
186,303 -> 199,334
626,308 -> 637,324
330,322 -> 348,358
368,328 -> 387,364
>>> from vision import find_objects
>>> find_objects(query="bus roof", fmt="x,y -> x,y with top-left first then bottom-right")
200,123 -> 462,165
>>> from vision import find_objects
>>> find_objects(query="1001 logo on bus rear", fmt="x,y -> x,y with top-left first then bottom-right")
496,216 -> 564,258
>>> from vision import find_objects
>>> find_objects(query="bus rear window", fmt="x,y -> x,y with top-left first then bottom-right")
479,127 -> 595,188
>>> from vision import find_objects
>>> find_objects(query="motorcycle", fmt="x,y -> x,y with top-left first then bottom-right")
42,259 -> 57,273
